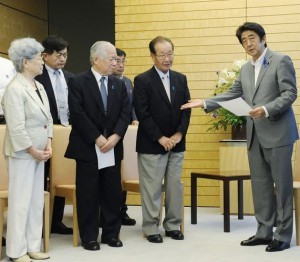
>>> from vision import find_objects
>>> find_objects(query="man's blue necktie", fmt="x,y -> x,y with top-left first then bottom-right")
100,77 -> 107,112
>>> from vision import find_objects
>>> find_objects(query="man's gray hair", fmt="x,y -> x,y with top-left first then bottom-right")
89,41 -> 114,65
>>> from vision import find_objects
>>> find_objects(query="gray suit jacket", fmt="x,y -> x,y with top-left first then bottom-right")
205,49 -> 298,148
122,75 -> 137,121
1,73 -> 53,159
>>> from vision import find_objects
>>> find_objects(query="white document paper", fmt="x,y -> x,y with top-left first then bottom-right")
95,144 -> 115,170
217,97 -> 253,116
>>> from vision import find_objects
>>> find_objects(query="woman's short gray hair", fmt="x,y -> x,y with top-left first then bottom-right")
89,41 -> 114,65
8,37 -> 44,73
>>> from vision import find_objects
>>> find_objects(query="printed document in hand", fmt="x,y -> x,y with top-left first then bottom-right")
217,97 -> 253,116
95,144 -> 115,170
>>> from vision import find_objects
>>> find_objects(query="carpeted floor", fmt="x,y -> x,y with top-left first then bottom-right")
1,206 -> 299,262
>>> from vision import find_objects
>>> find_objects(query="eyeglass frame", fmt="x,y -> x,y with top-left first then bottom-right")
154,52 -> 174,60
115,58 -> 127,65
54,51 -> 68,59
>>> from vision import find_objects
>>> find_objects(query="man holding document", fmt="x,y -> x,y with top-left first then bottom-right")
181,22 -> 298,252
65,41 -> 131,250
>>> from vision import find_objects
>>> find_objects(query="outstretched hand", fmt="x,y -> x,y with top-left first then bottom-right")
180,99 -> 204,110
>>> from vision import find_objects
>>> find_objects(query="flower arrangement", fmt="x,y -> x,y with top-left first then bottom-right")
207,59 -> 248,132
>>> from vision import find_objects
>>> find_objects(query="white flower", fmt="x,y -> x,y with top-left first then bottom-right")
208,59 -> 248,132
218,69 -> 229,79
232,59 -> 247,72
217,76 -> 228,86
215,59 -> 247,93
227,71 -> 236,79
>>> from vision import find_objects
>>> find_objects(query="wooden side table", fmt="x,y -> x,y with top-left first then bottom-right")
191,170 -> 251,232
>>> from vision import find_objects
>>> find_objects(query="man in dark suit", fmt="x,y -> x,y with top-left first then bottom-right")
65,41 -> 131,250
113,48 -> 138,226
181,22 -> 298,252
35,35 -> 73,235
133,36 -> 191,243
113,48 -> 138,126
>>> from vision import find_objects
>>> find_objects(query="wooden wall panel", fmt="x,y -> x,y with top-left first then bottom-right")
116,0 -> 300,207
0,1 -> 48,55
0,54 -> 9,59
0,0 -> 47,19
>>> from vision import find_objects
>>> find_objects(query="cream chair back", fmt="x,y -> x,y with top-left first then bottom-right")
0,125 -> 8,191
122,125 -> 138,181
50,125 -> 75,186
294,140 -> 300,182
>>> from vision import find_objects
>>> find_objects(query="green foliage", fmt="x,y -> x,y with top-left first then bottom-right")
207,108 -> 246,131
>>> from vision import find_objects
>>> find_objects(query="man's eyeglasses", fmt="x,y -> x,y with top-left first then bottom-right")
155,52 -> 174,60
116,59 -> 127,65
55,52 -> 68,59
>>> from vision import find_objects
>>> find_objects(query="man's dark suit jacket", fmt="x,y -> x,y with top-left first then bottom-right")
35,65 -> 74,124
65,69 -> 131,162
133,66 -> 191,154
122,75 -> 137,121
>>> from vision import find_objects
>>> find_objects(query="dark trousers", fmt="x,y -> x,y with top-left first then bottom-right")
0,115 -> 5,125
44,160 -> 66,226
76,160 -> 122,243
121,191 -> 128,216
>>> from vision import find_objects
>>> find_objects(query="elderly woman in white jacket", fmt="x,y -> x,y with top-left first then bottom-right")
1,38 -> 53,262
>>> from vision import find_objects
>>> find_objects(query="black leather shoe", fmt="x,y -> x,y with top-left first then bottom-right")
51,222 -> 73,235
265,239 -> 290,252
82,240 -> 100,251
241,235 -> 272,246
2,236 -> 5,246
122,213 -> 136,226
165,230 -> 184,240
102,238 -> 123,247
147,234 -> 163,243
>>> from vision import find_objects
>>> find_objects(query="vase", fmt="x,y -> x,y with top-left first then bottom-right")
231,125 -> 247,140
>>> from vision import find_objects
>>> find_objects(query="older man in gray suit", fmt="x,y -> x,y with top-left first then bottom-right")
181,22 -> 298,252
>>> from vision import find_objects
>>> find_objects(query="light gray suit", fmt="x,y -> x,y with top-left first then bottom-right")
1,73 -> 53,258
2,73 -> 53,157
205,49 -> 298,243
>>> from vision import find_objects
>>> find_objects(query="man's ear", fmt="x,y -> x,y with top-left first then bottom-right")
150,52 -> 155,62
42,53 -> 49,61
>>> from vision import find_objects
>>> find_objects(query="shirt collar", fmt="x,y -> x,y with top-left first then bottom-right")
154,66 -> 169,79
91,67 -> 108,82
45,64 -> 62,75
251,48 -> 268,67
